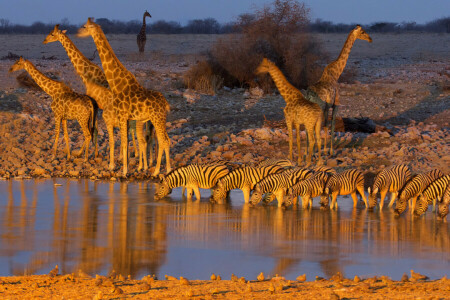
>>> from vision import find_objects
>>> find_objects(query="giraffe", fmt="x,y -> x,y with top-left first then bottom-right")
43,24 -> 151,162
77,18 -> 171,177
137,10 -> 152,53
84,81 -> 156,171
307,25 -> 372,156
9,57 -> 97,161
256,58 -> 323,166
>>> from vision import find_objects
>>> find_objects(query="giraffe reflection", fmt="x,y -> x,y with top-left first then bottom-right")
0,181 -> 449,279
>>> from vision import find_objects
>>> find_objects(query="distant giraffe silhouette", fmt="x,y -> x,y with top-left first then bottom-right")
137,10 -> 152,53
307,25 -> 372,156
9,57 -> 97,161
256,58 -> 322,165
78,18 -> 171,176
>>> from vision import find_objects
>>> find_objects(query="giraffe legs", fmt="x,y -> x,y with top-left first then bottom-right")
52,117 -> 62,160
146,122 -> 155,167
93,121 -> 99,158
129,120 -> 139,158
305,126 -> 315,167
315,117 -> 323,165
295,123 -> 302,165
62,119 -> 71,160
106,123 -> 115,171
79,118 -> 92,162
330,105 -> 338,157
119,120 -> 129,176
322,103 -> 330,156
152,122 -> 171,177
286,120 -> 294,163
135,120 -> 148,171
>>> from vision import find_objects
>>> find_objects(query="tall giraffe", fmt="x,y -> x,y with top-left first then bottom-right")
9,57 -> 97,161
43,24 -> 150,163
137,10 -> 152,53
256,58 -> 322,166
307,25 -> 372,156
77,18 -> 171,176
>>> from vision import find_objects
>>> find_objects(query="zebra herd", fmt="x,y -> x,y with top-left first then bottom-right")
154,159 -> 450,220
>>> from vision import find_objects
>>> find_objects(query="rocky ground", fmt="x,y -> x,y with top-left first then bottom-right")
1,270 -> 449,299
0,33 -> 448,181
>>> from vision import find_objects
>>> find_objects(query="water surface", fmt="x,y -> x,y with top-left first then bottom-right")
0,179 -> 448,280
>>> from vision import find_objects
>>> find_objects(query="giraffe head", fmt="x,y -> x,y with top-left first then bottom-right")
144,10 -> 152,18
43,24 -> 67,44
353,25 -> 372,43
255,58 -> 274,75
77,18 -> 99,38
9,57 -> 26,73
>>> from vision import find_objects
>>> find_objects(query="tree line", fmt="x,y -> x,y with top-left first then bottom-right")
0,16 -> 448,34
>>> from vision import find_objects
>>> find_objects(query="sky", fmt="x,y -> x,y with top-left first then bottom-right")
0,0 -> 448,26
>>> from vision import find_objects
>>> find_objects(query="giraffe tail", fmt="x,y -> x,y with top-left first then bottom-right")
88,96 -> 99,140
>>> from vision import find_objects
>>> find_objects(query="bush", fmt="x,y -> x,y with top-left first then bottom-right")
204,0 -> 326,90
183,60 -> 223,95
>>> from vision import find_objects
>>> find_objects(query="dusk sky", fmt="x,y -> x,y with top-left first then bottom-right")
0,0 -> 448,26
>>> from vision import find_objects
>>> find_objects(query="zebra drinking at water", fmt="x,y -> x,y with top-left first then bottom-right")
212,165 -> 284,204
394,169 -> 444,216
250,168 -> 312,207
368,164 -> 412,210
285,171 -> 332,209
155,162 -> 229,201
414,175 -> 450,217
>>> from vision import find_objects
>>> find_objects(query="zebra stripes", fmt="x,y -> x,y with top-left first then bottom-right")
250,168 -> 312,207
285,171 -> 331,209
438,184 -> 450,220
414,174 -> 450,216
394,169 -> 444,216
256,158 -> 294,169
309,165 -> 337,175
368,164 -> 412,210
212,165 -> 284,204
155,163 -> 229,201
323,169 -> 367,209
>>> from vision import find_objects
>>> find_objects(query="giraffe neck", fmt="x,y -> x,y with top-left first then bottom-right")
58,32 -> 108,88
23,60 -> 67,97
142,14 -> 147,28
90,27 -> 141,94
321,31 -> 357,83
85,82 -> 112,109
267,64 -> 301,104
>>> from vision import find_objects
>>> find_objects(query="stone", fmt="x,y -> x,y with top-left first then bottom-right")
327,159 -> 338,167
254,128 -> 272,140
33,167 -> 46,176
222,151 -> 235,160
69,170 -> 80,177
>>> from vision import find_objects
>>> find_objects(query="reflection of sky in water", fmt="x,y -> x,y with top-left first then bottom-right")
0,179 -> 449,280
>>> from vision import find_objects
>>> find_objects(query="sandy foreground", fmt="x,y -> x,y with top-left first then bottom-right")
1,271 -> 449,299
0,33 -> 449,298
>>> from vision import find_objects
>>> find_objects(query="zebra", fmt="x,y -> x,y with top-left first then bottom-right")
437,183 -> 450,220
368,164 -> 412,210
256,158 -> 294,169
155,163 -> 229,201
322,169 -> 367,210
394,169 -> 444,216
178,160 -> 233,197
414,175 -> 450,217
309,165 -> 337,175
285,171 -> 331,209
250,168 -> 312,207
212,164 -> 284,204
